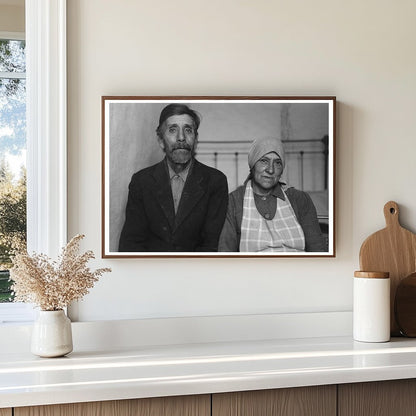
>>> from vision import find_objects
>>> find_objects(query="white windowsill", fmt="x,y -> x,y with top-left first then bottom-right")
0,303 -> 36,325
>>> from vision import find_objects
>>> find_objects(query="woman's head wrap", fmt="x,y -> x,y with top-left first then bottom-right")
248,137 -> 285,169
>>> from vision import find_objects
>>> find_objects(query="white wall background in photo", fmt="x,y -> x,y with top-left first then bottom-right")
67,0 -> 416,323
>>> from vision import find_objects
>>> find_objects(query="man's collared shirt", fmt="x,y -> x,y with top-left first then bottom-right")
167,160 -> 192,213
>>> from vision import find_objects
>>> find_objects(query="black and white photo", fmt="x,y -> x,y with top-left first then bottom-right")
102,97 -> 335,258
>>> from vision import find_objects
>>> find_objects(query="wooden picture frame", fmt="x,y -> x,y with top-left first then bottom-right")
102,96 -> 336,258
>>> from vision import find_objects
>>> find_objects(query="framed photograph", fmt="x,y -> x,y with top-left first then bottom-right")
102,96 -> 336,258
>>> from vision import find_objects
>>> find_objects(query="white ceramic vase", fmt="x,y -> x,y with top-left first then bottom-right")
31,310 -> 73,357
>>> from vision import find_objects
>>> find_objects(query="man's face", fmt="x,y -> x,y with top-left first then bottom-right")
158,114 -> 198,165
252,152 -> 283,194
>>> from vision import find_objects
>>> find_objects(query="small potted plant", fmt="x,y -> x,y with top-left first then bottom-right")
10,234 -> 111,357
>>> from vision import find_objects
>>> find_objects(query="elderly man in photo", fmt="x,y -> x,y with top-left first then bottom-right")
119,103 -> 228,252
218,137 -> 326,252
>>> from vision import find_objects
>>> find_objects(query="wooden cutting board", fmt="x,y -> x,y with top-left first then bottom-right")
359,201 -> 416,335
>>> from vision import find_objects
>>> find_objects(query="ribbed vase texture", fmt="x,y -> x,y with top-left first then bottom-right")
31,310 -> 73,357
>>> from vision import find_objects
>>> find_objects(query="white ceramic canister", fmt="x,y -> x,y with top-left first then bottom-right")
353,271 -> 390,342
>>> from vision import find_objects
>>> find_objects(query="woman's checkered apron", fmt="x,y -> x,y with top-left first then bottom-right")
239,181 -> 305,252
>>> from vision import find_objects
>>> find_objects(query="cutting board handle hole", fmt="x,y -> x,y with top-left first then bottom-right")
390,207 -> 396,214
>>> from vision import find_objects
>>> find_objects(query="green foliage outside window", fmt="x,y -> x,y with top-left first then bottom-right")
0,38 -> 27,302
0,162 -> 26,302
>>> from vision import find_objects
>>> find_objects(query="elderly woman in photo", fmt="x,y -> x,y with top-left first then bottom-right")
218,137 -> 326,252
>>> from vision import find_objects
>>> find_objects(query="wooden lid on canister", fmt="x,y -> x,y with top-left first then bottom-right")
354,271 -> 390,279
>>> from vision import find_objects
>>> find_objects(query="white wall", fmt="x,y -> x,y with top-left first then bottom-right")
67,0 -> 416,322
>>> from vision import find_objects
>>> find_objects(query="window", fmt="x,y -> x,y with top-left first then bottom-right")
0,0 -> 67,324
0,35 -> 26,306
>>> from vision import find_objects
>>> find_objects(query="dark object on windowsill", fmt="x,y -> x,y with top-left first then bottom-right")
395,272 -> 416,337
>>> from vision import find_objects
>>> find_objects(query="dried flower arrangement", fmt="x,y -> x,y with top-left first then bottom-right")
10,234 -> 111,311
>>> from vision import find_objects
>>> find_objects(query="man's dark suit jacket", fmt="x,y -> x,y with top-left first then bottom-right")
118,159 -> 228,252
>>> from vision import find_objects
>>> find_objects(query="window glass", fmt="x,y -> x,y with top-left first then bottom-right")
0,39 -> 26,72
0,38 -> 27,303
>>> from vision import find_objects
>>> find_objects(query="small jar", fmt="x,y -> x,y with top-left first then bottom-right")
353,271 -> 390,342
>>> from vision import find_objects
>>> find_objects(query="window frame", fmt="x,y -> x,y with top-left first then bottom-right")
0,0 -> 67,323
26,0 -> 67,257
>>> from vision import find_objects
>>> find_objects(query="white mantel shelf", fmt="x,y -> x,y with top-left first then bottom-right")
2,336 -> 416,408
